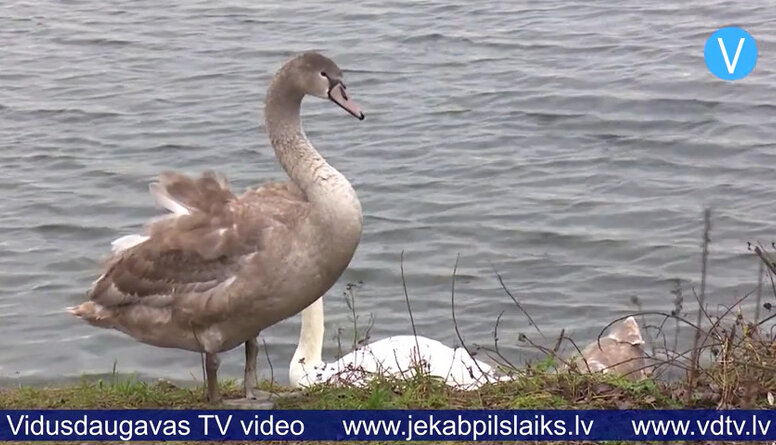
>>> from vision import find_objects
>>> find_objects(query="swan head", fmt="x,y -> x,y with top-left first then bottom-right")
608,316 -> 644,346
285,52 -> 365,120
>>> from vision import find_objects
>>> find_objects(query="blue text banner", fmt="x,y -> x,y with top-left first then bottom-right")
2,409 -> 776,441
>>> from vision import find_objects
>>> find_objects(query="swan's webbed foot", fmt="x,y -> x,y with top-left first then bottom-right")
221,398 -> 275,409
222,391 -> 275,409
245,387 -> 278,401
221,337 -> 275,409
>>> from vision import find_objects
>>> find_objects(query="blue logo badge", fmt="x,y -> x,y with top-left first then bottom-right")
704,26 -> 757,80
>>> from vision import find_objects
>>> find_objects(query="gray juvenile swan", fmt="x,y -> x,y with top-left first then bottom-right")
68,52 -> 365,407
571,316 -> 650,380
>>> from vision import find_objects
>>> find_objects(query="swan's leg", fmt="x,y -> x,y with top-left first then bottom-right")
243,337 -> 259,398
246,337 -> 305,400
222,337 -> 274,409
205,353 -> 221,404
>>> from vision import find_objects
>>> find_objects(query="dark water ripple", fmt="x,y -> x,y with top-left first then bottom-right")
1,0 -> 775,383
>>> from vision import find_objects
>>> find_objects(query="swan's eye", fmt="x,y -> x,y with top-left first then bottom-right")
320,71 -> 327,78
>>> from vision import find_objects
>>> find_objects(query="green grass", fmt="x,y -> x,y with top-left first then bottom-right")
3,364 -> 772,444
0,370 -> 677,410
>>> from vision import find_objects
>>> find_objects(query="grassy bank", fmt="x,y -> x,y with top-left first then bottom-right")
1,369 -> 678,410
4,361 -> 774,411
2,363 -> 774,445
5,302 -> 776,445
4,316 -> 776,445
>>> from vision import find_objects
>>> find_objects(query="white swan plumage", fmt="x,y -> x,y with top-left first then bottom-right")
289,299 -> 505,390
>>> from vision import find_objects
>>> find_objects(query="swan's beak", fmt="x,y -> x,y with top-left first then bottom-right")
328,83 -> 365,120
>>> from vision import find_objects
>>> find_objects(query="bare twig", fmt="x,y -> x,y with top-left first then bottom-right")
553,335 -> 587,372
670,279 -> 683,352
756,258 -> 764,324
553,328 -> 566,355
335,327 -> 344,359
360,313 -> 375,347
654,338 -> 722,380
698,288 -> 757,362
753,244 -> 776,276
262,337 -> 273,393
343,282 -> 359,351
688,208 -> 711,393
490,262 -> 544,338
758,311 -> 776,328
487,310 -> 519,371
399,250 -> 422,364
450,254 -> 491,383
752,244 -> 776,300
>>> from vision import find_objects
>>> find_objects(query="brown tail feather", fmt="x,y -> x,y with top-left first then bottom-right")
155,171 -> 236,215
67,302 -> 114,328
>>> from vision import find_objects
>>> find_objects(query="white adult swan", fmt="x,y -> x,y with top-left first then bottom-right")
68,52 -> 366,407
288,298 -> 504,390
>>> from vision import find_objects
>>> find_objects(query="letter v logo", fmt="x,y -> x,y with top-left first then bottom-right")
705,26 -> 758,80
718,37 -> 745,73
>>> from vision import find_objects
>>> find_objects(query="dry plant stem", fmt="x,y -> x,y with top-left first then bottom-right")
399,250 -> 422,368
262,338 -> 273,394
450,253 -> 491,383
670,280 -> 683,353
553,329 -> 566,355
754,244 -> 776,276
558,336 -> 584,369
335,328 -> 343,359
346,285 -> 358,351
756,260 -> 764,323
487,310 -> 519,371
691,286 -> 716,337
752,244 -> 776,304
517,334 -> 578,371
478,347 -> 514,371
687,208 -> 711,397
562,336 -> 590,373
490,262 -> 545,338
698,289 -> 756,360
198,352 -> 206,400
655,340 -> 723,378
758,311 -> 776,328
644,321 -> 670,377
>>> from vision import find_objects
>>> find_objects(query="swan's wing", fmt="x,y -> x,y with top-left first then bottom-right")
430,347 -> 499,390
351,336 -> 440,372
71,171 -> 309,326
378,336 -> 497,388
322,335 -> 497,389
313,336 -> 428,385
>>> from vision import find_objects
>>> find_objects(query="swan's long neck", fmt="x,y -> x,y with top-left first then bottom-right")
289,298 -> 325,385
264,74 -> 360,212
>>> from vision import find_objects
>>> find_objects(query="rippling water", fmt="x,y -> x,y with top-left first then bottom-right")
1,0 -> 776,384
